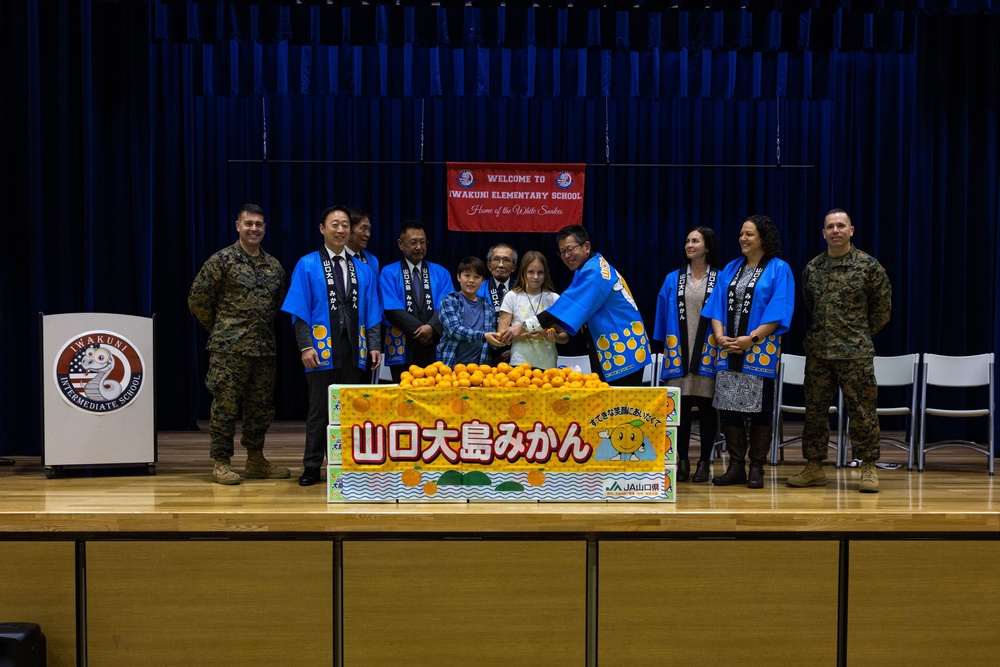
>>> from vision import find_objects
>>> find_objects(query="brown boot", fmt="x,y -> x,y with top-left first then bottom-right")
243,450 -> 291,479
713,425 -> 747,486
746,426 -> 772,489
212,458 -> 241,485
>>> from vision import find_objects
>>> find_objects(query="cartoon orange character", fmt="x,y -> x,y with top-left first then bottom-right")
664,394 -> 676,417
597,420 -> 654,461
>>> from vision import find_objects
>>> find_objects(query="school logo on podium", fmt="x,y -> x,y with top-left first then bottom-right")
52,330 -> 146,413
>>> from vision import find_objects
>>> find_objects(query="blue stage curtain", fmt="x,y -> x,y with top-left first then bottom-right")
1,1 -> 997,453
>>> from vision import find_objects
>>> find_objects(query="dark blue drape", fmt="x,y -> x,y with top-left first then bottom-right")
1,0 -> 997,453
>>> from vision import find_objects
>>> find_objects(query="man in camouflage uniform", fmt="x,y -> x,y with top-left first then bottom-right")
787,209 -> 891,493
188,204 -> 290,484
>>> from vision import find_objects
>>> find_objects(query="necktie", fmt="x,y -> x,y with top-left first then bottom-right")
411,265 -> 423,306
333,256 -> 346,299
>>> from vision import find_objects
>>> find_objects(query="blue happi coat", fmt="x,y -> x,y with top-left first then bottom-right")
378,259 -> 453,367
702,256 -> 795,378
544,253 -> 651,381
653,268 -> 721,381
281,251 -> 382,373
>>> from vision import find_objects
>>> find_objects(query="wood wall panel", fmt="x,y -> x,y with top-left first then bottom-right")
848,541 -> 1000,666
343,540 -> 586,667
0,541 -> 77,667
599,540 -> 840,666
85,541 -> 333,666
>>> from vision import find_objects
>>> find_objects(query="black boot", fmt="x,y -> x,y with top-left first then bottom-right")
691,460 -> 711,483
677,460 -> 691,482
746,426 -> 772,489
713,425 -> 747,486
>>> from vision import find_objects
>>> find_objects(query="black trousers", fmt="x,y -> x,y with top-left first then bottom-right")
303,333 -> 363,468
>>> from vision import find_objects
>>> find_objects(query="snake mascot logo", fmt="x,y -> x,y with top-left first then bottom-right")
53,330 -> 146,413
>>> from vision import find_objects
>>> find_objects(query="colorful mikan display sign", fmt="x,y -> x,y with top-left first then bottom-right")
334,386 -> 679,501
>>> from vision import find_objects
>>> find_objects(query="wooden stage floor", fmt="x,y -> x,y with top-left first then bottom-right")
1,421 -> 997,536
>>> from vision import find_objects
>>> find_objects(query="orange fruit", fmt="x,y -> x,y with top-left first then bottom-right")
423,481 -> 438,495
551,397 -> 571,414
400,371 -> 414,382
411,367 -> 425,378
424,365 -> 439,377
497,362 -> 512,373
396,400 -> 415,417
509,400 -> 529,419
466,363 -> 480,373
527,469 -> 546,487
402,468 -> 422,487
551,376 -> 565,388
457,378 -> 472,388
452,397 -> 471,414
454,363 -> 468,373
439,364 -> 453,375
352,394 -> 371,412
469,373 -> 484,387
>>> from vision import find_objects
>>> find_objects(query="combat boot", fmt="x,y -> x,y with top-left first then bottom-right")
713,426 -> 747,486
212,458 -> 242,485
244,450 -> 291,479
787,459 -> 827,487
859,461 -> 879,493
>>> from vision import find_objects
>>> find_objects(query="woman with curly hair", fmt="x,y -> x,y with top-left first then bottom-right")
702,215 -> 795,489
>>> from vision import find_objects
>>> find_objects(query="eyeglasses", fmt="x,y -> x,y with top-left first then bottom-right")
490,257 -> 515,265
558,244 -> 583,258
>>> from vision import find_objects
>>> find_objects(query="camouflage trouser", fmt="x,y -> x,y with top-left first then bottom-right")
205,353 -> 276,461
802,356 -> 880,462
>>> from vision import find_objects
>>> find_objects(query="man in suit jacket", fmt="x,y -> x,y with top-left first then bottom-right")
379,220 -> 453,382
282,205 -> 382,486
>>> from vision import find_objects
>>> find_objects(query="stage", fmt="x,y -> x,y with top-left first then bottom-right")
2,422 -> 998,666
